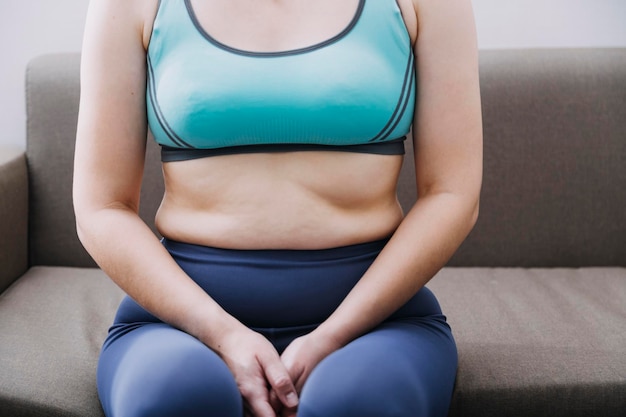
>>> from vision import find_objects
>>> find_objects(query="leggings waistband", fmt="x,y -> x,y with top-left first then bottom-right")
114,237 -> 443,329
160,238 -> 391,327
161,237 -> 390,264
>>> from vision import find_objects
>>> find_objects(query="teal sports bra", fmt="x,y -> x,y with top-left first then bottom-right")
147,0 -> 416,162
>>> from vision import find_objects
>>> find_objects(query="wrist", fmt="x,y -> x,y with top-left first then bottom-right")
310,321 -> 353,351
186,304 -> 247,351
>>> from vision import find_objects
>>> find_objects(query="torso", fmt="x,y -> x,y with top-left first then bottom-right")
157,151 -> 405,249
141,0 -> 418,250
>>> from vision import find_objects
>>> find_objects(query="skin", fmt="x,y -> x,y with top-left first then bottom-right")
73,1 -> 482,416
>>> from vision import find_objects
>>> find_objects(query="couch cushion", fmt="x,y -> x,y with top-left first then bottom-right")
25,54 -> 164,268
0,267 -> 123,417
428,267 -> 626,417
1,267 -> 623,416
0,147 -> 28,293
398,48 -> 626,267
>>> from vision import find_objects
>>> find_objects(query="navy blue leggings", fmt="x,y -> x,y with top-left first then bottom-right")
97,239 -> 457,417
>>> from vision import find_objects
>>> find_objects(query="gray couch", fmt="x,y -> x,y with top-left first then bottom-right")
1,49 -> 624,417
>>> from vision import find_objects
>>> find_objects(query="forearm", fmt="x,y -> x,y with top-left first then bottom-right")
76,206 -> 243,347
313,191 -> 478,347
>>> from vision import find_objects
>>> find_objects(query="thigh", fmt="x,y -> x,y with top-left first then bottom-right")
298,318 -> 457,417
97,323 -> 243,417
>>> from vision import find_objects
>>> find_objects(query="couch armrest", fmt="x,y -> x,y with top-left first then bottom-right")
0,146 -> 28,293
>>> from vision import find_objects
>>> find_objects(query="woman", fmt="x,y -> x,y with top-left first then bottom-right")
74,0 -> 482,416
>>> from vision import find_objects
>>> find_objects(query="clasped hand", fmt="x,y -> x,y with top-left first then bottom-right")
215,328 -> 339,417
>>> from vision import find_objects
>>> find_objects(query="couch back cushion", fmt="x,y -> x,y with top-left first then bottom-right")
470,49 -> 625,266
399,48 -> 626,267
26,54 -> 164,268
26,50 -> 625,268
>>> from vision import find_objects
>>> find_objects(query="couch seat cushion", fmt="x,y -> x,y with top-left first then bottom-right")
428,267 -> 626,417
1,266 -> 624,417
0,267 -> 123,417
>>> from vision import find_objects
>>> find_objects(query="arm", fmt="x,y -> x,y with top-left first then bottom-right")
74,1 -> 296,415
280,0 -> 482,397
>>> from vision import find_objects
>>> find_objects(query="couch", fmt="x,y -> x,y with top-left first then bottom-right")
1,48 -> 624,417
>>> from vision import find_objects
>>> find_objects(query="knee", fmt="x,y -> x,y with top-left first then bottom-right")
98,326 -> 243,417
295,329 -> 454,417
297,359 -> 424,417
298,376 -> 435,417
127,357 -> 241,417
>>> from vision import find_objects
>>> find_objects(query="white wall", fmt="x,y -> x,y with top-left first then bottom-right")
1,0 -> 625,149
475,0 -> 626,49
1,0 -> 89,149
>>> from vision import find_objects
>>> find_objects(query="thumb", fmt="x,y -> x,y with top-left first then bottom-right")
259,353 -> 299,409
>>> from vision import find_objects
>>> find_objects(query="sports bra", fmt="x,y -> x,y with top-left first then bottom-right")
146,0 -> 416,162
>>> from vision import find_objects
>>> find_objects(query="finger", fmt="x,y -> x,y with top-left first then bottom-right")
283,363 -> 306,395
269,389 -> 283,413
245,394 -> 277,417
292,376 -> 305,395
282,359 -> 306,395
259,354 -> 299,409
240,382 -> 276,417
279,344 -> 307,394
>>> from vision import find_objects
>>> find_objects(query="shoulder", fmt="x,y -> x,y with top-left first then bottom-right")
411,0 -> 477,39
396,0 -> 476,47
410,0 -> 478,73
84,0 -> 160,50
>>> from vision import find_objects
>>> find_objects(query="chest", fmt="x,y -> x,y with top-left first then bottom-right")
146,0 -> 415,148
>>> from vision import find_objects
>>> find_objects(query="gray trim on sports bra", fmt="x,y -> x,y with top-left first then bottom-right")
161,137 -> 406,162
184,0 -> 367,58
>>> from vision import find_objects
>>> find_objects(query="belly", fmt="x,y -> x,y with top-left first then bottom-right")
155,151 -> 405,249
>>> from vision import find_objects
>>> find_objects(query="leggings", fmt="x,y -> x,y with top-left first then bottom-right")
97,238 -> 457,417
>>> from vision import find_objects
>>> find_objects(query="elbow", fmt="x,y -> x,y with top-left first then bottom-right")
469,198 -> 480,229
72,198 -> 110,251
460,193 -> 480,241
466,202 -> 479,239
73,203 -> 94,252
73,189 -> 94,248
73,196 -> 141,245
74,216 -> 89,249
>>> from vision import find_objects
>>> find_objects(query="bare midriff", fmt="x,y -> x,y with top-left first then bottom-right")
155,151 -> 406,250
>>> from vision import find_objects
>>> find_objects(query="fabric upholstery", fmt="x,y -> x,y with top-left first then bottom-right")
428,267 -> 626,417
25,54 -> 164,268
25,54 -> 85,267
0,147 -> 28,293
400,49 -> 626,267
0,267 -> 123,417
0,266 -> 623,417
456,49 -> 626,266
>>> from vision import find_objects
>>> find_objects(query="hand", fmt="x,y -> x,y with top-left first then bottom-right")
274,332 -> 342,417
214,328 -> 299,417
